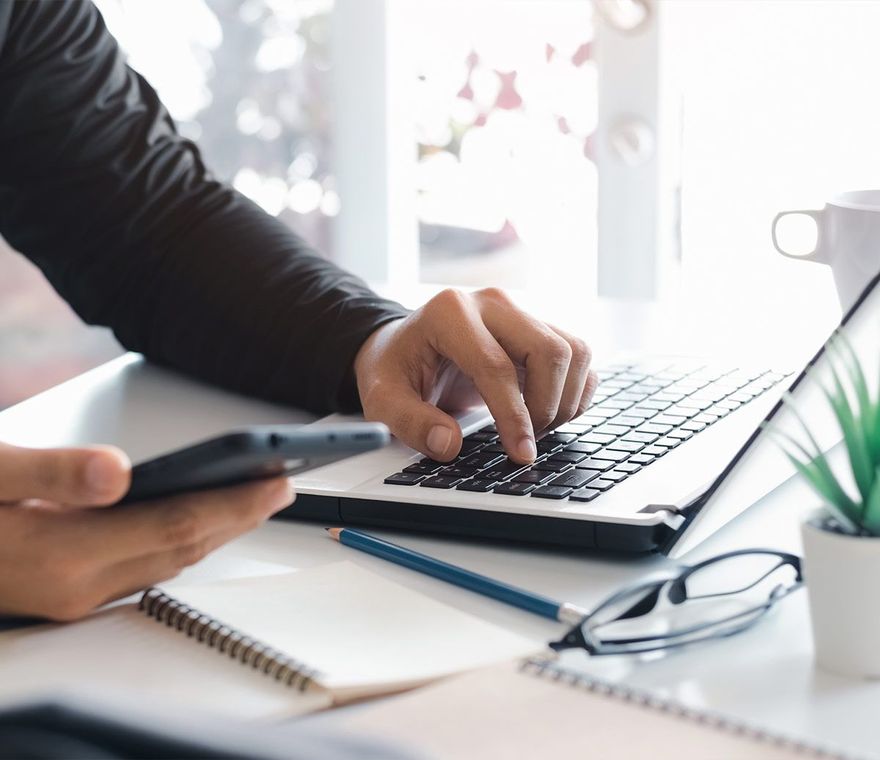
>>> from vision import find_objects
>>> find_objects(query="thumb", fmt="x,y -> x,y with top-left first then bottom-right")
363,381 -> 463,461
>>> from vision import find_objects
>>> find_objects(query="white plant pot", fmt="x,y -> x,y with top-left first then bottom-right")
801,513 -> 880,679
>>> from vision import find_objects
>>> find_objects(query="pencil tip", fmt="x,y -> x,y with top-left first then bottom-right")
327,527 -> 342,540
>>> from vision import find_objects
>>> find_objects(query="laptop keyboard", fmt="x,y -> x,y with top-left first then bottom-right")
384,360 -> 788,503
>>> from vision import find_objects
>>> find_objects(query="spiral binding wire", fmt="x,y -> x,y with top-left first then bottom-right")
139,588 -> 320,692
519,658 -> 861,760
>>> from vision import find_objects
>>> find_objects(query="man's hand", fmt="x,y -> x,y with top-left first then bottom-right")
353,288 -> 597,464
0,442 -> 294,621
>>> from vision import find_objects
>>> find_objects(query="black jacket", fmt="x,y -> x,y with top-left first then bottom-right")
0,0 -> 409,413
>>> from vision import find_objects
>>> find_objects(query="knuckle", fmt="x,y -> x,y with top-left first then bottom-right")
162,507 -> 201,547
476,286 -> 510,305
177,538 -> 211,568
545,339 -> 572,371
432,288 -> 468,315
570,337 -> 592,367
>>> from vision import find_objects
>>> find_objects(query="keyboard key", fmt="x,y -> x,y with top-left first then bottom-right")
403,462 -> 443,475
482,460 -> 528,481
531,485 -> 574,500
593,424 -> 631,437
615,462 -> 642,474
581,407 -> 620,419
729,391 -> 755,403
715,398 -> 742,411
482,443 -> 507,454
591,449 -> 629,463
440,466 -> 480,479
565,441 -> 601,455
652,392 -> 685,403
677,398 -> 712,411
550,470 -> 598,489
597,399 -> 634,411
419,457 -> 449,467
494,481 -> 536,496
540,432 -> 579,444
548,450 -> 587,464
589,479 -> 616,491
580,433 -> 615,445
576,415 -> 612,427
465,431 -> 498,443
651,413 -> 688,426
480,423 -> 498,433
457,478 -> 498,492
616,392 -> 649,403
606,440 -> 644,453
621,408 -> 658,420
576,458 -> 615,472
628,454 -> 656,466
653,436 -> 681,449
420,475 -> 464,488
681,420 -> 707,433
554,423 -> 588,435
705,405 -> 731,419
608,415 -> 643,428
532,459 -> 573,472
602,470 -> 628,482
641,445 -> 669,457
623,432 -> 659,444
637,423 -> 673,436
536,440 -> 564,455
693,412 -> 719,425
513,470 -> 555,484
384,472 -> 425,486
458,440 -> 484,455
660,406 -> 695,419
459,452 -> 505,470
569,488 -> 602,502
668,429 -> 694,441
638,399 -> 672,411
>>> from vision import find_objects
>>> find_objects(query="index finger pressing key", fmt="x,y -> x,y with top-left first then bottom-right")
429,295 -> 536,463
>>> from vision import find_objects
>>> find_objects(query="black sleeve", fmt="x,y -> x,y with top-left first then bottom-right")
0,0 -> 409,413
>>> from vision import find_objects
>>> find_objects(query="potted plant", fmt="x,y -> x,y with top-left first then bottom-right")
772,336 -> 880,679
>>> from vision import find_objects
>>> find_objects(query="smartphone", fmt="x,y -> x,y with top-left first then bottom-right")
118,423 -> 389,504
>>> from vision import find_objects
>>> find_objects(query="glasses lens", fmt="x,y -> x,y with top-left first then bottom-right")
684,553 -> 797,600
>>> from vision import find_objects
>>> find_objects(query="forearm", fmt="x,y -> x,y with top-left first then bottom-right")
0,0 -> 408,413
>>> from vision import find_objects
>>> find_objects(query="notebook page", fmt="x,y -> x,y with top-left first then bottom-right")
171,561 -> 541,698
0,605 -> 330,720
339,662 -> 813,760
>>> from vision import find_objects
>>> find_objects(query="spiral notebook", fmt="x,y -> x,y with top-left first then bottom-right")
340,658 -> 858,759
0,562 -> 538,720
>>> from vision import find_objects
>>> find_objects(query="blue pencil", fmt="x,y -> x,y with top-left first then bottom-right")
326,527 -> 588,625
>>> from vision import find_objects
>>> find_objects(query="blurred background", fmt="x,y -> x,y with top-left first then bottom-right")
3,0 -> 880,408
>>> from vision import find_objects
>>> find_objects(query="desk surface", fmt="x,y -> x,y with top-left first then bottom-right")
1,354 -> 877,758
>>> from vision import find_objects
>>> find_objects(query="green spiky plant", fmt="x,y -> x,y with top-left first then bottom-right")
768,333 -> 880,537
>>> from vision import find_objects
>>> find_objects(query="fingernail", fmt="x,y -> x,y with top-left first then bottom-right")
427,425 -> 453,457
86,451 -> 128,495
517,437 -> 537,463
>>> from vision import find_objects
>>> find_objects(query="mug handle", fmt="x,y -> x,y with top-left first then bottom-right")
771,209 -> 824,262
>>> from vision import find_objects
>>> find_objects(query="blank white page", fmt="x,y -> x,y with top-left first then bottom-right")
172,561 -> 540,699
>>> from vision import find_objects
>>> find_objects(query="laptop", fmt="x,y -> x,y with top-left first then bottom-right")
290,269 -> 879,555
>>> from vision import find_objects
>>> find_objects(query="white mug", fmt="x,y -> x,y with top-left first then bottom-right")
772,189 -> 880,312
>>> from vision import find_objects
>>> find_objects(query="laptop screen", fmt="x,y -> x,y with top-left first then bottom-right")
668,266 -> 880,558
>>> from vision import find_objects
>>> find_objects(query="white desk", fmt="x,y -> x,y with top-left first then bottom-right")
1,355 -> 877,758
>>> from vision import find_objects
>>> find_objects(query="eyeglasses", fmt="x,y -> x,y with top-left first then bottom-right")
550,549 -> 803,656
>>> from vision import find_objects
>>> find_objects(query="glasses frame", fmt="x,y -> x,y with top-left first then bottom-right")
550,548 -> 803,656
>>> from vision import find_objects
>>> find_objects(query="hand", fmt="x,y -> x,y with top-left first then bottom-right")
353,288 -> 597,464
0,442 -> 295,621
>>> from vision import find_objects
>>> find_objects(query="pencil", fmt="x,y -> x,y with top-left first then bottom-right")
326,527 -> 588,625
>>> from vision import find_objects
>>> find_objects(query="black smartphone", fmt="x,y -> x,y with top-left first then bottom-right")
118,423 -> 389,504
